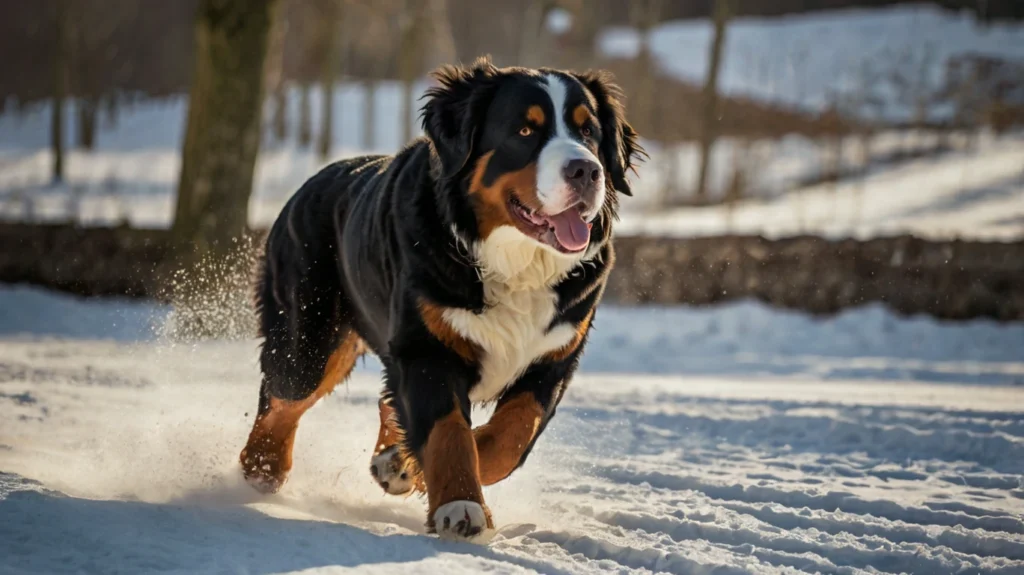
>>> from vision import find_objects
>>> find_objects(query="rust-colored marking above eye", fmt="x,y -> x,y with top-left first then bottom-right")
527,105 -> 546,126
573,104 -> 593,128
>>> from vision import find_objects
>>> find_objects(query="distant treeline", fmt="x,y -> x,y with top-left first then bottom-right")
2,0 -> 1021,105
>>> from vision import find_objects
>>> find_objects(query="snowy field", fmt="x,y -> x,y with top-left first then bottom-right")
1,286 -> 1023,574
620,134 -> 1024,240
602,6 -> 1024,118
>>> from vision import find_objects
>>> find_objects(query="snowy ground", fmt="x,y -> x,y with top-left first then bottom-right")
1,286 -> 1023,574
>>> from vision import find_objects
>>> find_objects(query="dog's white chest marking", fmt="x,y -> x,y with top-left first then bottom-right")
443,226 -> 579,403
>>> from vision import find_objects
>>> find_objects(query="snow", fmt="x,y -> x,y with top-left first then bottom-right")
1,286 -> 1023,574
602,5 -> 1024,118
620,132 -> 1024,240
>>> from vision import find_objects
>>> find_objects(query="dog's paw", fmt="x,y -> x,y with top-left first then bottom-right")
431,500 -> 494,543
240,449 -> 287,494
369,445 -> 417,495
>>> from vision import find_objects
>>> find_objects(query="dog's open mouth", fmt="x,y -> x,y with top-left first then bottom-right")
508,193 -> 591,254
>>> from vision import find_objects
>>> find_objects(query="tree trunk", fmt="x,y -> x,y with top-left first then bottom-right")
77,96 -> 98,150
318,79 -> 335,160
51,0 -> 69,184
298,83 -> 312,147
264,0 -> 288,144
695,0 -> 731,202
630,0 -> 662,205
429,0 -> 457,65
517,0 -> 547,67
272,85 -> 287,142
562,0 -> 604,69
172,0 -> 279,257
401,80 -> 417,145
317,0 -> 342,161
363,81 -> 376,150
397,0 -> 424,146
104,93 -> 118,129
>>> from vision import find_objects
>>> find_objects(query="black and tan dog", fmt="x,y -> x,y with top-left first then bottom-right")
239,57 -> 643,541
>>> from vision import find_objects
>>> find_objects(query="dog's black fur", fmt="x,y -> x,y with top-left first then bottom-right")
243,58 -> 643,536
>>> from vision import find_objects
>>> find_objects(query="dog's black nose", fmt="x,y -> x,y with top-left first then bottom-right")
563,159 -> 601,186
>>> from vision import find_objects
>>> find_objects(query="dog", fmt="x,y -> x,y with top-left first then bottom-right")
239,57 -> 643,541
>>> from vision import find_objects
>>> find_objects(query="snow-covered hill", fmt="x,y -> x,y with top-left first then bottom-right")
1,287 -> 1022,574
602,5 -> 1024,118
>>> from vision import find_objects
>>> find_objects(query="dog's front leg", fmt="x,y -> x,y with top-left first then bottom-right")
474,390 -> 549,486
473,360 -> 572,486
391,355 -> 493,541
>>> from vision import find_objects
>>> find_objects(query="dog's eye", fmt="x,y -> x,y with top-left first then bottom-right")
519,126 -> 533,137
581,127 -> 592,138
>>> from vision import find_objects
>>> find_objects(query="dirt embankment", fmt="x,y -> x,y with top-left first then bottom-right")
1,223 -> 1021,321
607,235 -> 1024,321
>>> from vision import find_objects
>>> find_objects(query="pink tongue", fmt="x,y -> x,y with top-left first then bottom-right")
546,209 -> 591,252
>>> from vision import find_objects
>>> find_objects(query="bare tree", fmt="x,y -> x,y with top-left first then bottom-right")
695,0 -> 732,202
51,0 -> 69,183
353,1 -> 392,152
67,0 -> 128,151
628,0 -> 663,203
103,92 -> 119,129
265,0 -> 289,144
363,81 -> 376,150
395,0 -> 455,146
516,0 -> 550,67
317,0 -> 343,160
298,83 -> 312,147
172,0 -> 279,256
560,0 -> 604,70
428,0 -> 457,67
396,0 -> 424,146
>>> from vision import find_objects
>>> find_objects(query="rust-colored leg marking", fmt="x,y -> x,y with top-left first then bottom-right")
422,407 -> 492,532
239,396 -> 312,493
474,393 -> 546,486
240,332 -> 364,492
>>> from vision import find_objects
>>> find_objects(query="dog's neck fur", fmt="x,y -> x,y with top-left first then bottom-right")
474,226 -> 578,295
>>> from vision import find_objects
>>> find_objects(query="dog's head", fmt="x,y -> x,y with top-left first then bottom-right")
422,58 -> 643,262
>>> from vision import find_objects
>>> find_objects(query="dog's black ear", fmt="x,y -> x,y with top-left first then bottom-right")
573,70 -> 646,197
421,56 -> 500,179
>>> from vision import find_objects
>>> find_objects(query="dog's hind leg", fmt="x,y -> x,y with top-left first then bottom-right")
240,328 -> 364,493
240,204 -> 362,493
